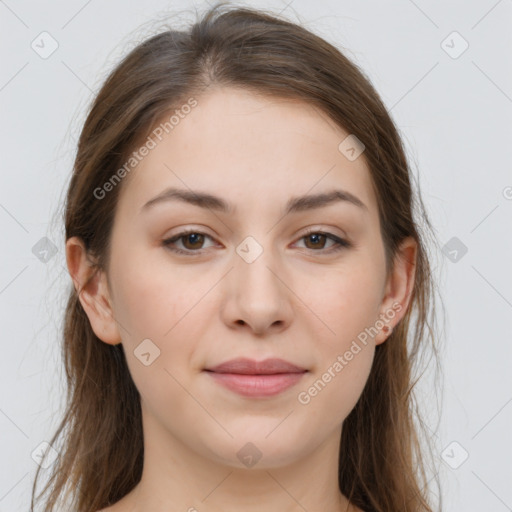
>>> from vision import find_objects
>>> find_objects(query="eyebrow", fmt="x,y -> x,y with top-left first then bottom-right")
141,186 -> 368,215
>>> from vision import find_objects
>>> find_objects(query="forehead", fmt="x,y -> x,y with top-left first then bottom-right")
117,87 -> 377,220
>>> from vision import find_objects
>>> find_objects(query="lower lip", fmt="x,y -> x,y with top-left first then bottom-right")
205,371 -> 306,397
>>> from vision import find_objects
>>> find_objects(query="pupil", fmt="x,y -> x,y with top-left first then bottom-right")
308,234 -> 324,248
186,233 -> 202,248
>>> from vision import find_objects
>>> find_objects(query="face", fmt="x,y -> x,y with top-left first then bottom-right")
70,86 -> 414,470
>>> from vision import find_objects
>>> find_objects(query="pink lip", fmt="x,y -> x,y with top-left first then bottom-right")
204,358 -> 307,398
206,372 -> 306,397
206,357 -> 306,374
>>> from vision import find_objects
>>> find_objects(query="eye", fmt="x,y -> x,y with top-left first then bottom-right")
162,230 -> 216,255
162,228 -> 352,256
293,229 -> 351,253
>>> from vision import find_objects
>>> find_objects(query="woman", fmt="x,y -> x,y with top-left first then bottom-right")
30,3 -> 442,511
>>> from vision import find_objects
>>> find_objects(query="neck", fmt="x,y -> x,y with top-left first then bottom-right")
124,401 -> 353,512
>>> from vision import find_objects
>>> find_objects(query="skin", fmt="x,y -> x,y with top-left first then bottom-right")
66,87 -> 416,512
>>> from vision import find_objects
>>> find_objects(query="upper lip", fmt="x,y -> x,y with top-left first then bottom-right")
205,357 -> 307,375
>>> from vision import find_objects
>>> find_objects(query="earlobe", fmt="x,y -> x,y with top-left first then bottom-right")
375,236 -> 417,345
65,236 -> 121,345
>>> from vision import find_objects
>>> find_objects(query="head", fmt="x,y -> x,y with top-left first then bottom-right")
31,3 -> 440,512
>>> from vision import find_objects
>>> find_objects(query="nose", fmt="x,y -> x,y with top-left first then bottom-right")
220,244 -> 293,336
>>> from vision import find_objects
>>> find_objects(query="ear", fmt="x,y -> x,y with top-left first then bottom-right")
374,236 -> 417,345
65,236 -> 121,345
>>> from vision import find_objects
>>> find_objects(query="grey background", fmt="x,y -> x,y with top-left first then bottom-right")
1,0 -> 511,510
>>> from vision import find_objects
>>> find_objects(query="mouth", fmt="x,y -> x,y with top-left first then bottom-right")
203,357 -> 308,398
205,357 -> 307,375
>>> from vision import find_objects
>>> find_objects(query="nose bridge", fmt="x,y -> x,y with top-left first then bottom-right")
223,233 -> 292,333
234,234 -> 283,298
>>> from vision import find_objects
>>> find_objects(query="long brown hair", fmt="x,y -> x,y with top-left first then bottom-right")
31,2 -> 443,510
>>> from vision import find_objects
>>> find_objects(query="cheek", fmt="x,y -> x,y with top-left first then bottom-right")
306,261 -> 384,343
110,253 -> 208,374
113,275 -> 174,339
109,244 -> 187,337
294,256 -> 382,413
304,347 -> 374,426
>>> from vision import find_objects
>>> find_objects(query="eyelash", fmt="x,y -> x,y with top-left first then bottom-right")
162,228 -> 352,256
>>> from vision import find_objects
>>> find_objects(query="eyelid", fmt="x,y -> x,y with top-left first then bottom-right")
299,225 -> 349,242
